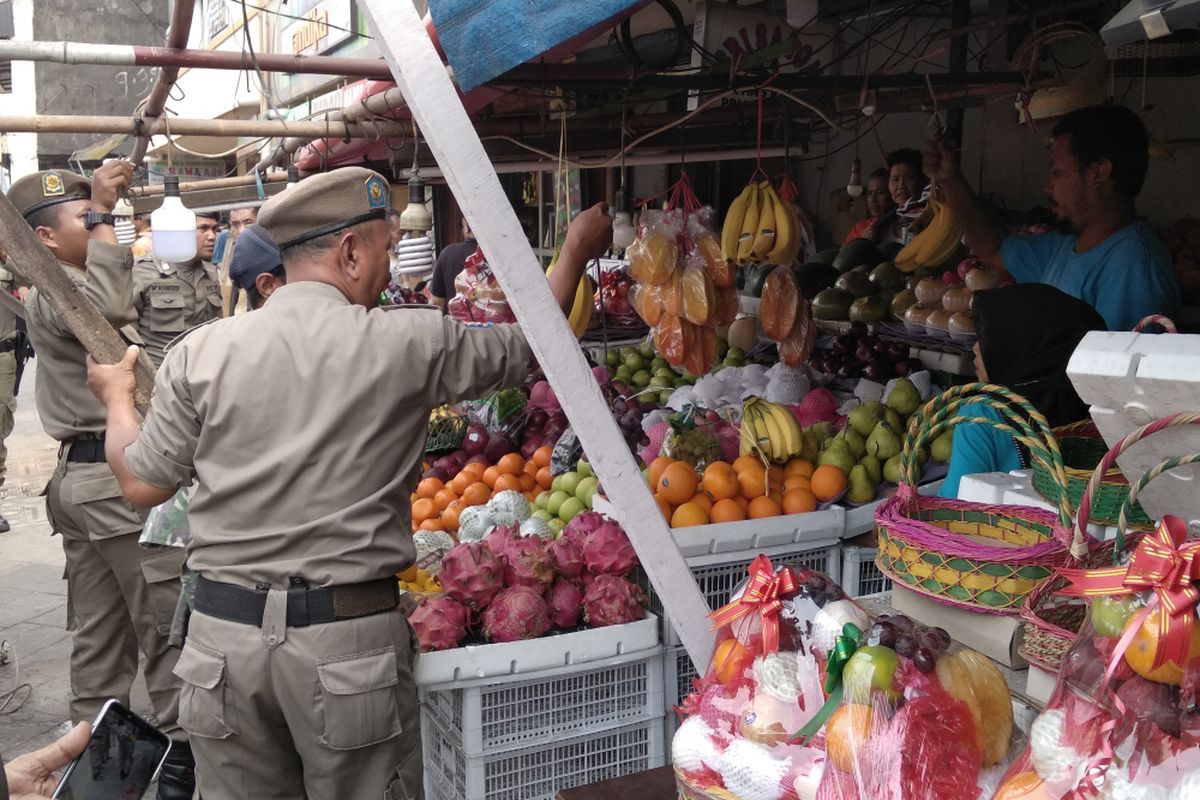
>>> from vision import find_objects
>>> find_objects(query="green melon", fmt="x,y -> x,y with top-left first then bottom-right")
833,240 -> 883,274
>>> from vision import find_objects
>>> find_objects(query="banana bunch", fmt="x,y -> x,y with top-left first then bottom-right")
740,396 -> 804,462
547,250 -> 595,336
895,181 -> 964,272
721,181 -> 804,267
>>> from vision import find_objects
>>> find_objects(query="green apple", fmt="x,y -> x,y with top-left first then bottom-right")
650,376 -> 672,389
534,491 -> 551,510
726,346 -> 746,360
551,475 -> 563,492
547,490 -> 571,517
604,350 -> 621,368
1091,595 -> 1142,638
575,476 -> 599,507
548,517 -> 565,536
614,366 -> 634,383
651,358 -> 670,372
558,471 -> 582,497
558,497 -> 586,522
843,645 -> 901,704
638,338 -> 656,359
632,370 -> 652,388
577,459 -> 594,478
624,352 -> 646,371
659,390 -> 674,406
531,509 -> 553,523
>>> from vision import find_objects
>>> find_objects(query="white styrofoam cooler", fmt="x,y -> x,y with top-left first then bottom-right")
1068,330 -> 1200,529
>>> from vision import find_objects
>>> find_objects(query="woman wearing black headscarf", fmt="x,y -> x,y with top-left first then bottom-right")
940,283 -> 1107,497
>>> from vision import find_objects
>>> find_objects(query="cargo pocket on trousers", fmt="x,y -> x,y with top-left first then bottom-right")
384,747 -> 424,800
68,472 -> 145,540
139,547 -> 185,635
316,647 -> 402,750
173,641 -> 235,739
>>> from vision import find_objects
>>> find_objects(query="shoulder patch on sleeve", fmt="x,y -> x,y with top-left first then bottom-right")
164,316 -> 222,354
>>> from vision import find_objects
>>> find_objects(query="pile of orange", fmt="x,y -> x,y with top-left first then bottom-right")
649,454 -> 845,527
411,445 -> 555,533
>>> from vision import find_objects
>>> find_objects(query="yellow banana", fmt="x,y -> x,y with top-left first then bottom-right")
895,182 -> 963,272
750,399 -> 785,461
765,184 -> 794,265
750,184 -> 776,263
722,183 -> 753,263
736,182 -> 760,266
740,400 -> 768,458
765,401 -> 803,457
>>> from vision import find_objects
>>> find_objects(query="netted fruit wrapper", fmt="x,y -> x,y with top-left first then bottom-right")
448,247 -> 517,324
993,516 -> 1200,799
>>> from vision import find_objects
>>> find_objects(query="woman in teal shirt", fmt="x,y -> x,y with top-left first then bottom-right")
940,284 -> 1106,497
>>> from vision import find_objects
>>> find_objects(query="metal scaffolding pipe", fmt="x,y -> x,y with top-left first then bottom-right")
0,114 -> 408,138
130,0 -> 194,165
258,86 -> 408,172
130,171 -> 289,196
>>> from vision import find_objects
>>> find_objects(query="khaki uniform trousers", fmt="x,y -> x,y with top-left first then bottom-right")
177,598 -> 423,800
0,350 -> 15,489
46,455 -> 186,737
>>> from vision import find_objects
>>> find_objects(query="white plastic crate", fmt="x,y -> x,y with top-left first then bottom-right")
421,648 -> 664,756
422,707 -> 665,800
661,644 -> 699,719
840,545 -> 891,597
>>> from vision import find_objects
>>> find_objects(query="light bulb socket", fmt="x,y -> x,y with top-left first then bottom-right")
407,174 -> 426,205
163,175 -> 180,198
614,187 -> 630,215
287,166 -> 300,185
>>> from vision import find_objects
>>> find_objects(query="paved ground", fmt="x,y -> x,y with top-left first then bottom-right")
0,360 -> 152,760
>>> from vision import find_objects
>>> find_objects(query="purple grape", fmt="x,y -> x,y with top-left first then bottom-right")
867,621 -> 898,648
826,584 -> 845,601
918,630 -> 946,655
913,647 -> 936,673
806,574 -> 828,593
931,627 -> 952,649
894,634 -> 917,658
890,615 -> 915,635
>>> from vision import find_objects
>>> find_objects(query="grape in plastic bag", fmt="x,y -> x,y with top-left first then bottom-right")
761,264 -> 800,341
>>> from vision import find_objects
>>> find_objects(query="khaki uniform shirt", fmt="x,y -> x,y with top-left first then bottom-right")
25,242 -> 139,443
133,257 -> 222,367
125,281 -> 532,588
0,263 -> 18,342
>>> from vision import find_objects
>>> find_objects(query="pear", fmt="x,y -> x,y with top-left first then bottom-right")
849,403 -> 883,437
800,431 -> 820,463
886,377 -> 922,418
866,422 -> 902,461
847,464 -> 877,504
818,442 -> 855,474
916,445 -> 930,466
809,421 -> 835,443
883,407 -> 905,437
841,428 -> 867,459
860,454 -> 882,486
931,431 -> 954,464
883,453 -> 904,484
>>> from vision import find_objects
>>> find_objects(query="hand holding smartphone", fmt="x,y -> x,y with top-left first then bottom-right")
51,700 -> 172,800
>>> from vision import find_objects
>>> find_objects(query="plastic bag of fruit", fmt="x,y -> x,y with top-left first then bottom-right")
448,246 -> 517,324
992,515 -> 1200,799
673,556 -> 874,800
812,609 -> 1016,800
661,412 -> 724,471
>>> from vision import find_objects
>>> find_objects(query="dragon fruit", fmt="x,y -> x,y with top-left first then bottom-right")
481,586 -> 551,642
438,542 -> 504,611
548,536 -> 585,580
545,578 -> 584,629
409,596 -> 471,652
582,520 -> 638,576
582,574 -> 646,627
483,524 -> 520,563
502,535 -> 555,592
562,511 -> 606,546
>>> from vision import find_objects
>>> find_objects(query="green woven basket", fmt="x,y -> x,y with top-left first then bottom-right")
425,407 -> 468,454
1030,420 -> 1152,530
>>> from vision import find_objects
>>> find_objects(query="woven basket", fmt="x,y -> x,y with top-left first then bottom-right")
875,383 -> 1080,614
425,407 -> 468,453
1030,420 -> 1152,530
1019,412 -> 1200,672
675,771 -> 740,800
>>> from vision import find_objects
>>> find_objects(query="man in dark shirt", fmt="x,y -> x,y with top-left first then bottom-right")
429,217 -> 478,312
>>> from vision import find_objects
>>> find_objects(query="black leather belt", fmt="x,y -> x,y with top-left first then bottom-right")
0,338 -> 15,354
64,437 -> 106,463
194,574 -> 399,628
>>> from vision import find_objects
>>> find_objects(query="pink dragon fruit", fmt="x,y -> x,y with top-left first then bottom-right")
545,578 -> 584,629
438,542 -> 504,611
481,586 -> 551,642
582,520 -> 638,576
548,536 -> 585,580
502,535 -> 555,592
483,524 -> 520,564
582,574 -> 646,627
409,596 -> 471,652
561,511 -> 606,546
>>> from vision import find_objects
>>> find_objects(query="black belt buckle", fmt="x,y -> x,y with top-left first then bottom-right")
287,576 -> 310,627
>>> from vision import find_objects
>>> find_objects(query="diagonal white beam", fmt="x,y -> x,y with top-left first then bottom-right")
360,0 -> 714,669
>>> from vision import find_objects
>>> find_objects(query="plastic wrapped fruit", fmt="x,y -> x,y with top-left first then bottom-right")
697,231 -> 734,288
628,229 -> 679,286
778,306 -> 816,368
655,314 -> 686,366
630,283 -> 664,326
681,264 -> 716,325
684,323 -> 718,377
760,264 -> 800,340
713,285 -> 739,327
662,276 -> 684,318
936,649 -> 1013,766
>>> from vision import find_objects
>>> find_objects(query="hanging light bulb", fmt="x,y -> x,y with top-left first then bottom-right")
151,176 -> 197,263
612,185 -> 635,251
399,141 -> 432,232
846,157 -> 864,198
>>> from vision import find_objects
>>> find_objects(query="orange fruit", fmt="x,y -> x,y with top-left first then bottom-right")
647,456 -> 675,489
785,459 -> 815,479
460,481 -> 491,507
784,475 -> 811,493
737,468 -> 767,499
657,462 -> 699,506
993,772 -> 1053,800
768,465 -> 785,486
533,445 -> 553,469
416,477 -> 445,500
688,493 -> 713,514
712,637 -> 754,684
524,460 -> 539,477
433,487 -> 458,510
441,502 -> 463,530
671,502 -> 710,528
710,498 -> 746,523
733,494 -> 750,512
448,473 -> 473,496
419,518 -> 445,532
826,704 -> 874,773
494,473 -> 522,494
536,466 -> 554,490
462,461 -> 486,478
769,481 -> 785,499
654,494 -> 673,521
518,473 -> 536,492
1124,605 -> 1200,685
732,455 -> 762,474
497,453 -> 525,475
811,465 -> 849,502
481,466 -> 501,488
701,462 -> 739,502
748,495 -> 782,519
782,488 -> 818,515
411,498 -> 436,523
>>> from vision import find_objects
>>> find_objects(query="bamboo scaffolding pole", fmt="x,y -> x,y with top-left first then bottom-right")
0,114 -> 407,139
130,0 -> 194,165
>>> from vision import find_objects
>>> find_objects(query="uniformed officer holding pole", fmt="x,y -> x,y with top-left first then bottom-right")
6,164 -> 194,800
87,167 -> 612,799
132,206 -> 224,367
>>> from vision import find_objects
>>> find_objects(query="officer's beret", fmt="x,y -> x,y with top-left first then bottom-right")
227,225 -> 282,290
258,167 -> 391,251
7,170 -> 91,219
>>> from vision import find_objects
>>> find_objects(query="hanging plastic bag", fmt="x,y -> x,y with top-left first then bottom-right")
761,264 -> 801,341
448,247 -> 517,324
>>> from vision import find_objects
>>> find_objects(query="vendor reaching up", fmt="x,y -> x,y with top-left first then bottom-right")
923,103 -> 1178,331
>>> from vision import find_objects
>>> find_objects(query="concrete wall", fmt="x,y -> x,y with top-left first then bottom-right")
0,0 -> 37,182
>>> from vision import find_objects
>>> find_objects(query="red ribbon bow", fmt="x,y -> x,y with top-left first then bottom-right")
1058,515 -> 1200,671
708,555 -> 798,654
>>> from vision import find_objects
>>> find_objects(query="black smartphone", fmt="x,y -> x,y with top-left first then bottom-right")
51,699 -> 172,800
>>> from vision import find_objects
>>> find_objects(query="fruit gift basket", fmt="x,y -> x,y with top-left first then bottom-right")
875,383 -> 1081,613
993,458 -> 1200,797
672,556 -> 872,800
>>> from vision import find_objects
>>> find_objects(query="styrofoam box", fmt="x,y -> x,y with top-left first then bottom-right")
1026,662 -> 1058,706
414,614 -> 660,688
841,545 -> 891,597
956,470 -> 1033,504
421,647 -> 663,756
1068,330 -> 1200,529
998,480 -> 1118,542
422,707 -> 665,800
842,478 -> 944,537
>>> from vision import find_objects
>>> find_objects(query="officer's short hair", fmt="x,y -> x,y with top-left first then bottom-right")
1051,104 -> 1149,198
